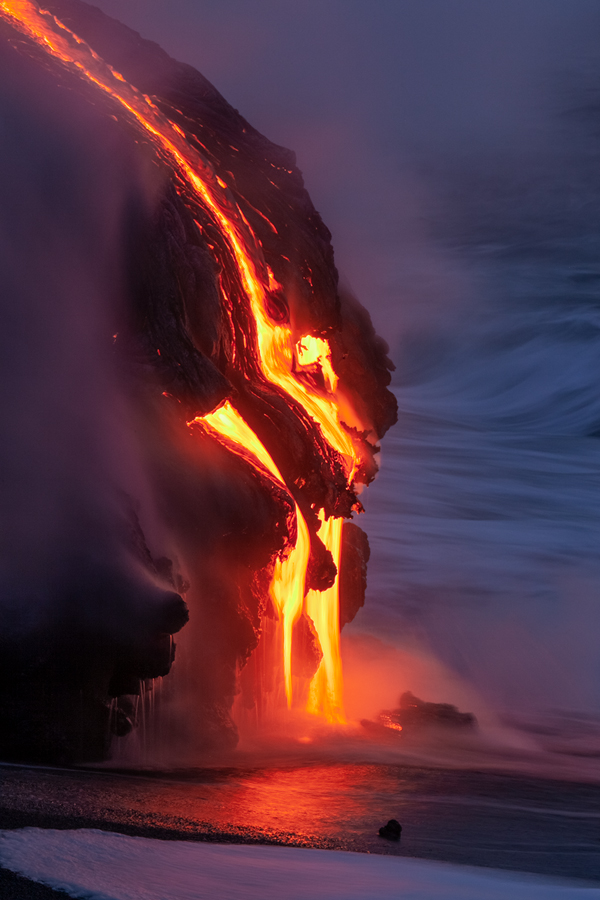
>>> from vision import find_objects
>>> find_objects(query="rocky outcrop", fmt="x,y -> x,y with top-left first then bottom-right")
0,0 -> 396,762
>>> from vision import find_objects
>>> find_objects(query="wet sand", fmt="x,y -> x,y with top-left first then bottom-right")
1,759 -> 600,889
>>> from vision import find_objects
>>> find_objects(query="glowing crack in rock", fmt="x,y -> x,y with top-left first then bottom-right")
0,0 -> 368,722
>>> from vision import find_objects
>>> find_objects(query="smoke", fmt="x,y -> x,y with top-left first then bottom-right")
90,0 -> 600,349
71,1 -> 600,747
4,0 -> 600,769
341,632 -> 484,724
0,30 -> 196,678
1,46 -> 117,616
0,30 -> 261,763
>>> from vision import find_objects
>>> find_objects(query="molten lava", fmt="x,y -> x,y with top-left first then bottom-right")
0,0 -> 375,724
195,401 -> 311,707
306,512 -> 345,722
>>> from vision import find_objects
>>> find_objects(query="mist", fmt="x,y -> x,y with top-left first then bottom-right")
0,40 -> 159,638
88,0 -> 600,338
2,0 -> 600,770
78,0 -> 600,739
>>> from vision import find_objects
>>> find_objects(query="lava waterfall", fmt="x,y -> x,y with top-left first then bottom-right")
0,0 -> 396,763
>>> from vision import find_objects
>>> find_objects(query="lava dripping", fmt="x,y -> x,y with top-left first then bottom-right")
0,0 -> 391,734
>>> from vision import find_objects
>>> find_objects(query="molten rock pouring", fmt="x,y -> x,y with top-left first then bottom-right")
0,0 -> 396,763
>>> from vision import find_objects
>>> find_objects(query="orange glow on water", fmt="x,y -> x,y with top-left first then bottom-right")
0,0 -> 361,721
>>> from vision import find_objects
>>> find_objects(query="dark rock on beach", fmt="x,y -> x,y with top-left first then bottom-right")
378,819 -> 402,840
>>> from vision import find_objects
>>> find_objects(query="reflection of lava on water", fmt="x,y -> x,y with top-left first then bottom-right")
0,0 -> 396,763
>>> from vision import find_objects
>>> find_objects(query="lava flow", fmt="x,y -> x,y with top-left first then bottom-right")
0,0 -> 395,749
196,400 -> 311,711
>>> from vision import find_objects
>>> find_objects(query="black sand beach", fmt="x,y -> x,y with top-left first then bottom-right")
2,759 -> 600,895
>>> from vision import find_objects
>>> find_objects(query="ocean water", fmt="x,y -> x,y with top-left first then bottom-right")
356,229 -> 600,734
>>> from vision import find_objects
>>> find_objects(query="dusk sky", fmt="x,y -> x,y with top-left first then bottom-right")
91,0 -> 600,349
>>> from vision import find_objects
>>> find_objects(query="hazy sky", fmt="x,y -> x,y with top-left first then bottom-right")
90,0 -> 600,343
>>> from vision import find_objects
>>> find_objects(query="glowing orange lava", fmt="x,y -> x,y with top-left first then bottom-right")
306,512 -> 345,723
0,0 -> 364,721
195,401 -> 311,707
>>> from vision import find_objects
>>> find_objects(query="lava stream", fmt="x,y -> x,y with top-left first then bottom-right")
196,401 -> 311,708
0,0 -> 361,719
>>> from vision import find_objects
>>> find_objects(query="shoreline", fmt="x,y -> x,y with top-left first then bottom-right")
1,758 -> 600,883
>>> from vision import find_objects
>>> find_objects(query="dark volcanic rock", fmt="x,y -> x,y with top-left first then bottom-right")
292,613 -> 323,679
378,819 -> 402,841
363,692 -> 477,740
0,0 -> 397,762
339,522 -> 371,628
392,691 -> 477,730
